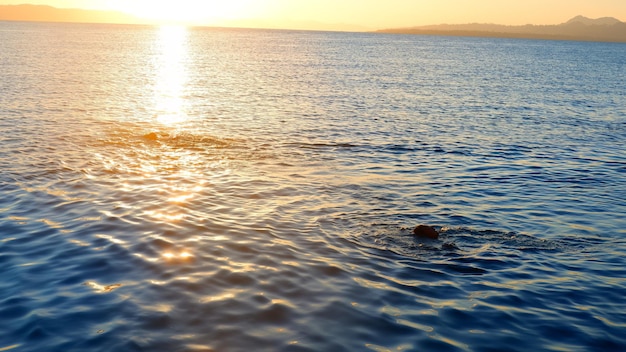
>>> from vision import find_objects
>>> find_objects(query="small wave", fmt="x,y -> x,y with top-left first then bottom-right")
83,281 -> 123,293
141,131 -> 236,150
285,142 -> 360,149
92,120 -> 238,153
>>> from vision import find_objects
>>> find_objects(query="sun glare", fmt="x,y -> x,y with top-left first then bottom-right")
123,0 -> 263,24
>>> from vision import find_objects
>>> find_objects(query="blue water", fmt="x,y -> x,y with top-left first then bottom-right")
1,21 -> 626,351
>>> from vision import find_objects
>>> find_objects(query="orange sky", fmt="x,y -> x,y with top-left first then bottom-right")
1,0 -> 625,30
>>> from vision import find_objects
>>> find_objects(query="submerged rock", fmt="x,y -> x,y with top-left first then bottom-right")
442,242 -> 459,250
413,225 -> 439,239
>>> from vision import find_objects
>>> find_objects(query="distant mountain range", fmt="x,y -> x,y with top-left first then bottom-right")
0,4 -> 368,31
0,4 -> 145,25
2,5 -> 626,42
378,16 -> 626,43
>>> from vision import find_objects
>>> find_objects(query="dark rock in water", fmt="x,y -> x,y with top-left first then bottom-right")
413,225 -> 439,239
442,242 -> 459,250
143,132 -> 159,141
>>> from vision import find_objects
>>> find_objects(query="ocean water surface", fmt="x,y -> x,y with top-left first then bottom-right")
1,21 -> 626,351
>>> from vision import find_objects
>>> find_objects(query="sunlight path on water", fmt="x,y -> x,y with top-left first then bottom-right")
154,25 -> 189,125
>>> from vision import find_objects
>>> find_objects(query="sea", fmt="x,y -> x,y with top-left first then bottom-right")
1,20 -> 625,352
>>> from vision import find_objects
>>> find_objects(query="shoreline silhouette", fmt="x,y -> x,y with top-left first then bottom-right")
1,5 -> 625,43
378,16 -> 626,43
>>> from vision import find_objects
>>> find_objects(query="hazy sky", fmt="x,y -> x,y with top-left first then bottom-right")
2,0 -> 626,29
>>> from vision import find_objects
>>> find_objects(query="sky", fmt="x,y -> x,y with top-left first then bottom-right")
2,0 -> 626,30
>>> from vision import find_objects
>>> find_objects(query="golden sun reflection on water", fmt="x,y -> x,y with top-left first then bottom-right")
168,183 -> 205,203
154,25 -> 189,125
144,210 -> 187,222
163,250 -> 194,263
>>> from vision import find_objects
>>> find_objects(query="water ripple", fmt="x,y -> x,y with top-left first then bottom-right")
2,23 -> 626,351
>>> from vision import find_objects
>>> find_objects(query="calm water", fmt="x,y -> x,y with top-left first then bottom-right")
1,21 -> 626,352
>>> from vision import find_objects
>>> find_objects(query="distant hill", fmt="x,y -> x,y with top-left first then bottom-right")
0,4 -> 145,25
378,16 -> 626,43
0,4 -> 367,31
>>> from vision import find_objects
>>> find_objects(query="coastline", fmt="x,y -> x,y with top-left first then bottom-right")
377,17 -> 626,44
376,28 -> 626,43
